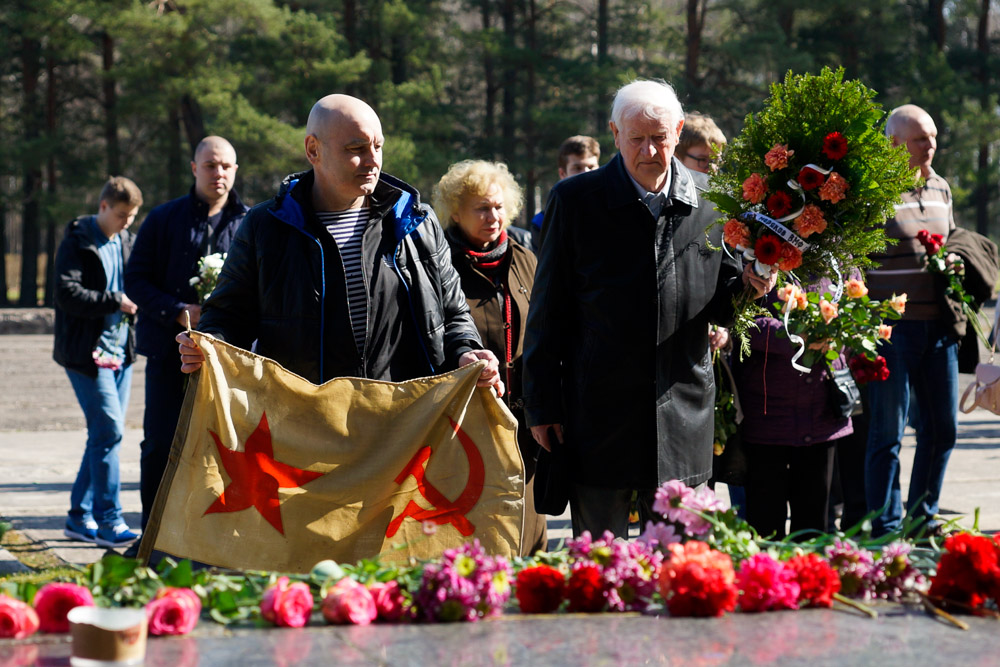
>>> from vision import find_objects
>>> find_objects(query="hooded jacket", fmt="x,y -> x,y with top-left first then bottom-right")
522,154 -> 742,488
53,216 -> 136,377
198,170 -> 482,383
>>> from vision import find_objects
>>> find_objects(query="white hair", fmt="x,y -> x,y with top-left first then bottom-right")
610,79 -> 684,129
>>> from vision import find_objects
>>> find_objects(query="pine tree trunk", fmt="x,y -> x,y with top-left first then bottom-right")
928,0 -> 945,51
685,0 -> 706,95
481,0 -> 496,155
595,0 -> 608,135
180,94 -> 205,155
103,31 -> 120,175
18,36 -> 42,307
44,54 -> 58,307
168,103 -> 182,197
523,0 -> 537,226
500,0 -> 516,167
974,0 -> 990,236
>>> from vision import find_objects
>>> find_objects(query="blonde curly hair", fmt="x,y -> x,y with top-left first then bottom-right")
432,160 -> 523,229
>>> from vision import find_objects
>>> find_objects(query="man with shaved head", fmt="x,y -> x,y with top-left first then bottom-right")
125,135 -> 248,545
177,94 -> 499,395
865,104 -> 958,537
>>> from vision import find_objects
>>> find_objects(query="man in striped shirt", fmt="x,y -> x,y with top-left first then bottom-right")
865,104 -> 958,537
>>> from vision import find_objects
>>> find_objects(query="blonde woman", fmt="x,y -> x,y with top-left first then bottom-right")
433,160 -> 546,555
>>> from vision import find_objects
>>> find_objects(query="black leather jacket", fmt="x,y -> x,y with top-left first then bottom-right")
198,170 -> 482,384
522,154 -> 742,488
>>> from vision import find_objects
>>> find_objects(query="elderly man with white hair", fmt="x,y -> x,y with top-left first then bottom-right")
522,79 -> 775,538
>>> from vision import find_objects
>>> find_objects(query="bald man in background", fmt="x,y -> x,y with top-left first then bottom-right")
125,136 -> 249,543
178,95 -> 500,392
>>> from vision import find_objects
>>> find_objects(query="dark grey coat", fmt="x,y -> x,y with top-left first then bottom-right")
521,154 -> 742,488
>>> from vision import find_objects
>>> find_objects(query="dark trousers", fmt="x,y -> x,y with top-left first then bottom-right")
140,353 -> 186,530
569,483 -> 657,539
744,440 -> 836,540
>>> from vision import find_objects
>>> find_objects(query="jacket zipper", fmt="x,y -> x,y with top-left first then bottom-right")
392,237 -> 436,374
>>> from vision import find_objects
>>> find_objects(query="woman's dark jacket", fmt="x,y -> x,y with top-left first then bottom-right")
198,170 -> 482,384
521,154 -> 743,489
53,216 -> 135,377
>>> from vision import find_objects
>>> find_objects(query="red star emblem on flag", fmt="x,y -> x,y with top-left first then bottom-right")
204,411 -> 324,535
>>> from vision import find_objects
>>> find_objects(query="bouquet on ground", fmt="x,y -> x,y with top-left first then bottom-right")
917,229 -> 991,347
189,252 -> 227,303
772,278 -> 906,374
706,67 -> 914,355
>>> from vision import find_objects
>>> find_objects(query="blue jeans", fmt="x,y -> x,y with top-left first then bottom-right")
865,320 -> 957,536
66,365 -> 133,526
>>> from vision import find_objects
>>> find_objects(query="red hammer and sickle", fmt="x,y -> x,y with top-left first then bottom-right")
385,417 -> 485,537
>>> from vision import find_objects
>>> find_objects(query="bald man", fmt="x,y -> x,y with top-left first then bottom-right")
177,94 -> 498,393
124,136 -> 249,541
864,105 -> 958,537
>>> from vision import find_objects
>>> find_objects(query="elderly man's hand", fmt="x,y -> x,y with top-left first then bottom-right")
530,424 -> 563,453
742,262 -> 778,299
176,331 -> 205,374
458,349 -> 505,397
709,325 -> 730,353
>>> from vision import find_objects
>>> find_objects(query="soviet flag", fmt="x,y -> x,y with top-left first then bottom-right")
138,332 -> 524,572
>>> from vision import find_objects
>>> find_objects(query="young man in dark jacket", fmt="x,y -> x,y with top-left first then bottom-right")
124,136 -> 248,537
177,95 -> 501,391
54,176 -> 143,548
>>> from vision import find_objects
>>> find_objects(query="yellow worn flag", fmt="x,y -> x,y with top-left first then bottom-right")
139,332 -> 524,572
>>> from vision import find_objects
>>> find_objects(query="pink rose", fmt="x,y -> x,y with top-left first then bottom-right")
878,324 -> 893,341
321,579 -> 377,626
261,577 -> 313,628
819,299 -> 839,324
0,594 -> 40,639
33,583 -> 94,633
369,581 -> 407,622
845,279 -> 868,299
146,587 -> 201,636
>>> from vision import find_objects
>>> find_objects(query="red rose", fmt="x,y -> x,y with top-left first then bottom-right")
822,132 -> 848,160
849,355 -> 890,384
566,564 -> 606,612
796,166 -> 825,190
515,565 -> 566,613
146,587 -> 201,636
916,229 -> 945,255
787,554 -> 841,608
766,191 -> 794,218
33,583 -> 94,634
754,234 -> 782,266
0,595 -> 40,639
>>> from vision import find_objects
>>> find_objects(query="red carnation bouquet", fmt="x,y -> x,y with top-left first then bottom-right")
917,229 -> 990,347
706,67 -> 914,354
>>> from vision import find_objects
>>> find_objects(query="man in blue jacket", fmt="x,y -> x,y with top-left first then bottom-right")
54,176 -> 143,548
176,95 -> 501,392
124,136 -> 248,540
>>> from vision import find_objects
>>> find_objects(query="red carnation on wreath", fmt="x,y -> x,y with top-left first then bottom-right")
566,564 -> 606,612
515,565 -> 567,614
822,131 -> 848,160
796,166 -> 825,191
916,229 -> 945,255
754,234 -> 783,266
787,553 -> 841,608
849,354 -> 890,384
766,191 -> 794,218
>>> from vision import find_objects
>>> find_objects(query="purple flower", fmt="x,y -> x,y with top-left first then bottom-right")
872,541 -> 927,601
638,521 -> 682,549
567,531 -> 663,612
825,539 -> 876,600
414,540 -> 511,622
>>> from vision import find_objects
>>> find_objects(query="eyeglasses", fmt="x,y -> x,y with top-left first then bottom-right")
683,154 -> 714,168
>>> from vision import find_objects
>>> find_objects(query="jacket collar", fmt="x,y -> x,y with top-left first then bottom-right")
605,153 -> 700,211
187,185 -> 247,219
271,169 -> 427,243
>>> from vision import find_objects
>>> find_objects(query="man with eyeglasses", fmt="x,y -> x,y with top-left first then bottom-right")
676,112 -> 726,175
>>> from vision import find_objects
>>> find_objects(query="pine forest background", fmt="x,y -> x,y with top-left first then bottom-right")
2,0 -> 998,305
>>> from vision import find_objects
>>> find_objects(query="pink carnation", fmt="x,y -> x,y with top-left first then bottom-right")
322,579 -> 377,626
737,554 -> 801,612
261,577 -> 313,628
764,143 -> 794,171
742,173 -> 768,204
0,594 -> 40,639
33,582 -> 94,633
146,587 -> 201,636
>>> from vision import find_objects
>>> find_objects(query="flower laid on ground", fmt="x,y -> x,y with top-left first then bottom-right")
414,540 -> 511,622
146,587 -> 201,636
706,67 -> 913,355
871,542 -> 927,602
566,564 -> 606,612
321,578 -> 377,626
261,576 -> 314,628
368,581 -> 407,622
566,531 -> 663,612
33,582 -> 94,633
0,594 -> 40,639
787,553 -> 841,608
189,252 -> 228,304
658,541 -> 738,617
515,564 -> 566,613
737,553 -> 801,612
928,532 -> 1000,611
825,540 -> 877,600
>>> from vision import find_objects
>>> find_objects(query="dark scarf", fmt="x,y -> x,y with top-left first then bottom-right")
446,227 -> 509,275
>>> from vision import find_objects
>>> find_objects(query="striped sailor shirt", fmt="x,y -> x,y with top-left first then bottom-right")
317,207 -> 371,353
867,170 -> 955,321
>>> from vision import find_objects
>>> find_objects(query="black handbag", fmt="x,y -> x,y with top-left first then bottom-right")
532,429 -> 571,515
711,355 -> 748,486
828,365 -> 862,419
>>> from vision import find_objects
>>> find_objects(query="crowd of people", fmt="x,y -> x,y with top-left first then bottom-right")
52,77 -> 975,556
